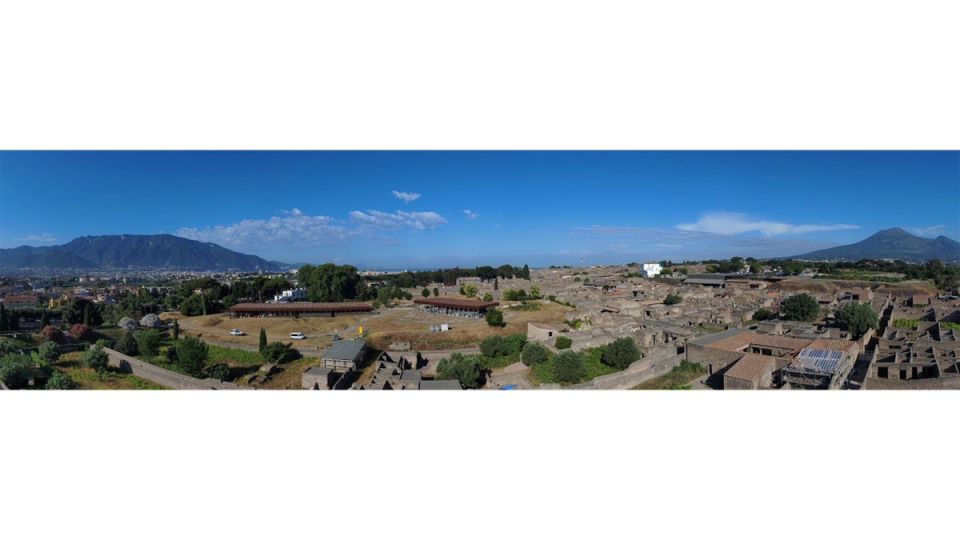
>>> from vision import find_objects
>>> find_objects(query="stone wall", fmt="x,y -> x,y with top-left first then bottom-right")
686,342 -> 744,375
105,348 -> 252,390
569,346 -> 681,390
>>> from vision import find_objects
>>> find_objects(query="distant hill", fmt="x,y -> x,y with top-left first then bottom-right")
1,234 -> 287,272
793,228 -> 960,262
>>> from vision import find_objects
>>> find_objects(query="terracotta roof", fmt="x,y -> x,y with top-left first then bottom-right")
0,295 -> 37,303
413,298 -> 499,310
724,353 -> 775,382
806,338 -> 858,352
749,334 -> 812,350
229,302 -> 372,312
707,332 -> 756,351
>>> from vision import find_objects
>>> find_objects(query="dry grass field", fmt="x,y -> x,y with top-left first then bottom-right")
160,311 -> 369,349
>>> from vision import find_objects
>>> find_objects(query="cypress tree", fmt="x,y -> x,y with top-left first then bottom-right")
172,319 -> 179,340
259,327 -> 267,354
0,303 -> 7,332
201,294 -> 207,316
83,304 -> 90,326
10,311 -> 19,331
494,277 -> 499,291
40,309 -> 50,329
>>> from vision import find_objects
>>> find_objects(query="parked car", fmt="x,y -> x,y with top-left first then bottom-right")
229,329 -> 245,336
290,332 -> 306,340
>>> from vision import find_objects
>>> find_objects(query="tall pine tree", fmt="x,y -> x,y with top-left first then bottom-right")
259,327 -> 267,354
83,305 -> 90,326
40,309 -> 50,329
172,319 -> 179,340
0,303 -> 7,332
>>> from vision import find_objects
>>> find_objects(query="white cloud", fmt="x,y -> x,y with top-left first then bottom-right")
463,210 -> 479,220
392,191 -> 421,203
910,224 -> 944,237
349,209 -> 447,230
677,211 -> 859,237
177,211 -> 356,248
16,233 -> 57,243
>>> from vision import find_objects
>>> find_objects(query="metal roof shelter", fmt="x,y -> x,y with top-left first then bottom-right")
413,298 -> 499,310
684,274 -> 728,286
323,339 -> 366,361
229,302 -> 372,317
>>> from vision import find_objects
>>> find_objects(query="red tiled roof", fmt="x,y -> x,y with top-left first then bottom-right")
749,334 -> 812,350
724,353 -> 775,382
806,338 -> 858,352
1,295 -> 37,303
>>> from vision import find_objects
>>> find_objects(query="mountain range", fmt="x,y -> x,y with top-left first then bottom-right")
0,234 -> 289,272
793,228 -> 960,262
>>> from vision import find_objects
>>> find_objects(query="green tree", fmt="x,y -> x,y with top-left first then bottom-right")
114,331 -> 140,356
555,335 -> 572,349
782,293 -> 820,322
664,293 -> 682,305
8,311 -> 19,331
0,303 -> 7,332
484,307 -> 503,327
83,304 -> 90,326
172,318 -> 179,340
521,342 -> 550,366
602,337 -> 640,369
752,308 -> 772,321
834,302 -> 879,340
505,333 -> 527,355
39,341 -> 61,363
39,309 -> 50,329
521,264 -> 530,280
201,293 -> 207,316
176,336 -> 208,378
45,371 -> 78,390
573,277 -> 581,282
261,341 -> 295,364
435,353 -> 480,389
206,363 -> 231,382
554,350 -> 586,384
462,282 -> 478,298
529,285 -> 541,299
134,329 -> 163,358
479,335 -> 506,357
494,277 -> 499,291
482,292 -> 493,302
82,345 -> 110,373
422,287 -> 430,298
179,294 -> 205,317
0,353 -> 34,388
259,327 -> 267,354
433,287 -> 439,297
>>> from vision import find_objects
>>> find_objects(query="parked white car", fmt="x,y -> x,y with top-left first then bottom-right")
229,329 -> 245,336
290,332 -> 306,340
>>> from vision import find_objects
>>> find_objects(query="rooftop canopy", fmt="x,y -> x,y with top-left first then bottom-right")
229,302 -> 372,313
323,339 -> 366,361
413,298 -> 499,310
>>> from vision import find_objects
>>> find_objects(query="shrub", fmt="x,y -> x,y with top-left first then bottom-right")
555,335 -> 572,349
433,287 -> 439,297
505,333 -> 527,355
664,294 -> 682,305
554,350 -> 586,384
422,288 -> 431,298
484,308 -> 503,327
114,332 -> 139,356
261,341 -> 295,364
482,292 -> 493,302
782,293 -> 820,322
752,308 -> 772,321
39,325 -> 64,344
573,277 -> 581,282
82,345 -> 110,373
521,342 -> 550,366
176,337 -> 209,377
45,371 -> 77,390
602,337 -> 640,370
479,335 -> 506,358
39,341 -> 61,363
206,363 -> 231,382
0,340 -> 19,356
134,329 -> 163,358
68,323 -> 91,340
435,353 -> 481,389
118,317 -> 137,332
95,338 -> 116,349
0,353 -> 35,389
165,346 -> 178,362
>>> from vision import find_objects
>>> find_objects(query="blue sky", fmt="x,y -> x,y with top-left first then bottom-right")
1,151 -> 957,269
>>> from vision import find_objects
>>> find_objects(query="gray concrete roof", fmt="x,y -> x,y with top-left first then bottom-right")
304,366 -> 333,376
322,339 -> 366,361
688,327 -> 751,346
400,370 -> 423,381
418,379 -> 463,390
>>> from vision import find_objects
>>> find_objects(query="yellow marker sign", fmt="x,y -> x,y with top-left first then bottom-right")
358,326 -> 363,334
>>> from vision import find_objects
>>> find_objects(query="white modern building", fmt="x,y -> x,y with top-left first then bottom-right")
642,261 -> 662,277
274,288 -> 309,302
